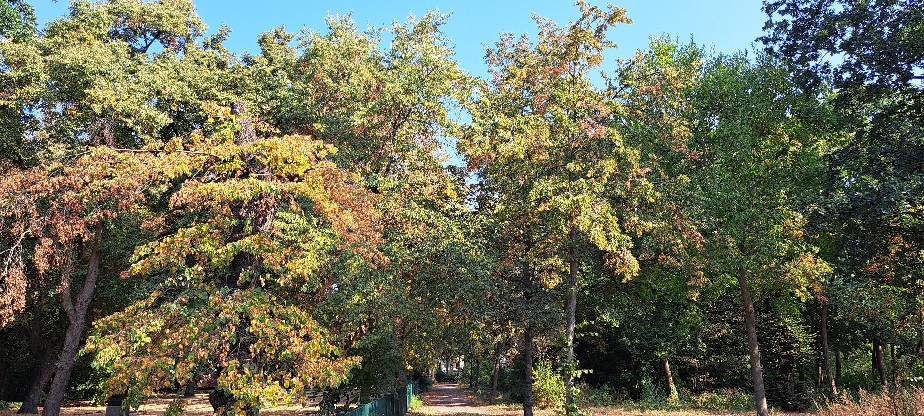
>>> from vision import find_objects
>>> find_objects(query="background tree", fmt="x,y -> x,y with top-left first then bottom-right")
616,37 -> 832,415
764,0 -> 924,387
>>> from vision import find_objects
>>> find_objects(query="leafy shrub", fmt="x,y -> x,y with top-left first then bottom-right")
410,394 -> 424,409
689,388 -> 753,411
532,362 -> 564,409
578,383 -> 615,407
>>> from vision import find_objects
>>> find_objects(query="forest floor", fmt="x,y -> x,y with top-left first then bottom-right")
1,383 -> 818,416
409,383 -> 818,416
4,394 -> 321,415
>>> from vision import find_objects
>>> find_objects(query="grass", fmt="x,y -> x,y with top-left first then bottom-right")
816,386 -> 924,416
0,402 -> 20,411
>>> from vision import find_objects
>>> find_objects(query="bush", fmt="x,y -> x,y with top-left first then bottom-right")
688,388 -> 753,411
578,383 -> 616,407
532,362 -> 564,409
410,394 -> 424,409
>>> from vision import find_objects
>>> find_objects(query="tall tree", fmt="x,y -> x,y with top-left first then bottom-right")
246,11 -> 482,394
764,0 -> 924,379
86,105 -> 382,414
0,143 -> 200,415
617,39 -> 831,415
462,3 -> 648,414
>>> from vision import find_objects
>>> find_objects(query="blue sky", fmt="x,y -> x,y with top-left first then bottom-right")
32,0 -> 768,78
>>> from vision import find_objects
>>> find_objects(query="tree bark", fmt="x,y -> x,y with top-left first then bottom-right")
563,226 -> 578,412
491,341 -> 502,405
20,296 -> 55,415
736,267 -> 768,416
43,238 -> 102,416
917,329 -> 924,361
662,357 -> 678,401
872,337 -> 887,388
820,300 -> 836,395
523,324 -> 534,416
18,359 -> 53,414
835,351 -> 841,385
890,344 -> 896,385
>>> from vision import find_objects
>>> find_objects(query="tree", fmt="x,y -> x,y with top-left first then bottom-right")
0,142 -> 203,415
84,103 -> 382,414
462,3 -> 649,414
617,38 -> 831,415
764,0 -> 924,385
246,12 -> 484,395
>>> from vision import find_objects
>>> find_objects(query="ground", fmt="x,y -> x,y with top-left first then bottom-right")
409,383 -> 816,416
1,384 -> 816,415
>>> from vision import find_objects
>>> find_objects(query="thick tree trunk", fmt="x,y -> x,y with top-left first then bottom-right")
872,338 -> 887,388
564,226 -> 578,412
43,240 -> 102,416
662,357 -> 678,401
184,373 -> 199,398
523,325 -> 534,416
18,359 -> 53,414
20,297 -> 55,415
820,301 -> 836,395
736,267 -> 769,416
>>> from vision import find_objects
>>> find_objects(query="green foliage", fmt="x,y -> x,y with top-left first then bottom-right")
532,361 -> 564,409
409,394 -> 423,409
0,0 -> 34,40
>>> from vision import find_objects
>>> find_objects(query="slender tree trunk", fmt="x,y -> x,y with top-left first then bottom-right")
736,267 -> 769,416
820,300 -> 836,395
564,226 -> 578,412
890,344 -> 896,385
523,325 -> 534,416
835,351 -> 841,385
491,341 -> 502,405
18,359 -> 53,414
662,357 -> 678,401
917,329 -> 924,361
43,240 -> 102,416
872,338 -> 887,388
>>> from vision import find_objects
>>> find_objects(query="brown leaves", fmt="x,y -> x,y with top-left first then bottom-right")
0,146 -> 195,326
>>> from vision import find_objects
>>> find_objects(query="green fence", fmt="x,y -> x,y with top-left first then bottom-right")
337,382 -> 416,416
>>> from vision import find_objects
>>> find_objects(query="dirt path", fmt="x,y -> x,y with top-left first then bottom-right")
410,383 -> 550,416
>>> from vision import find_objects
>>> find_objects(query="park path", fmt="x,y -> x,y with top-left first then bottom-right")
409,383 -> 551,416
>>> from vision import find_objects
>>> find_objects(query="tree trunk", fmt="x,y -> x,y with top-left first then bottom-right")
491,342 -> 502,404
184,373 -> 199,398
563,226 -> 578,412
43,239 -> 102,416
523,325 -> 534,416
872,338 -> 887,388
835,351 -> 841,385
736,267 -> 768,416
890,344 -> 896,385
18,359 -> 53,414
20,296 -> 55,415
662,357 -> 678,401
820,300 -> 836,395
917,329 -> 924,361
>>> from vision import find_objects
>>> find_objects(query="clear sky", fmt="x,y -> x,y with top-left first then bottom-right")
32,0 -> 768,78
